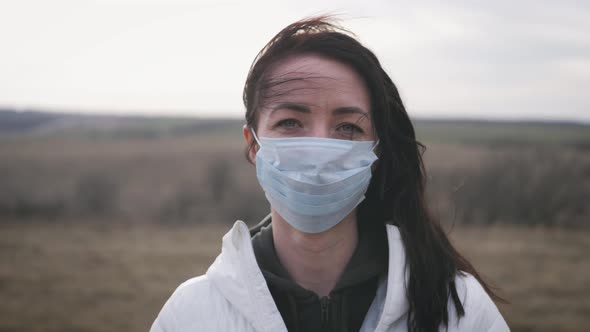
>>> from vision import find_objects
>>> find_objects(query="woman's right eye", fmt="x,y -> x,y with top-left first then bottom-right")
276,119 -> 301,129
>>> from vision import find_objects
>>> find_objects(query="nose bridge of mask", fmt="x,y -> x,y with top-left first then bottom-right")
252,128 -> 376,166
251,127 -> 378,152
269,147 -> 371,174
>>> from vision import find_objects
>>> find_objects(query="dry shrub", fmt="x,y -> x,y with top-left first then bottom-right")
426,147 -> 589,227
75,173 -> 120,216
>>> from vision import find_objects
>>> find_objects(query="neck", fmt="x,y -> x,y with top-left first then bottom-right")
272,210 -> 358,297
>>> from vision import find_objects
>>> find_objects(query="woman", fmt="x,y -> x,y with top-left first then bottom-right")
151,17 -> 509,332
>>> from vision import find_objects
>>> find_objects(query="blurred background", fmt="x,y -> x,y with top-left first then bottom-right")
0,1 -> 588,331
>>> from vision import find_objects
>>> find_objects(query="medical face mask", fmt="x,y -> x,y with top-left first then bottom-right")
251,129 -> 378,233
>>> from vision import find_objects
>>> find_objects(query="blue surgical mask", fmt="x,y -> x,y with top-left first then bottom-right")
251,129 -> 378,233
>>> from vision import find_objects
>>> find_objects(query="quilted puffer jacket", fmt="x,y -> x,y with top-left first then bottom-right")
150,220 -> 510,332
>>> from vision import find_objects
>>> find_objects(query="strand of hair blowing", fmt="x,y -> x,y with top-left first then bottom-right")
356,58 -> 464,331
243,16 -> 503,332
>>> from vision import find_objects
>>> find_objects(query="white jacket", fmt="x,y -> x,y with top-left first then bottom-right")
151,220 -> 509,332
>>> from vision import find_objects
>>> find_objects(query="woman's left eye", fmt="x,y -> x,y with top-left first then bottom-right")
339,123 -> 364,133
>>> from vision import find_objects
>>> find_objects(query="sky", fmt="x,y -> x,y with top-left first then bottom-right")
1,0 -> 589,122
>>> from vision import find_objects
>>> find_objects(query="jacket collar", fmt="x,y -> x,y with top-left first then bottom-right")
375,225 -> 410,330
206,220 -> 409,332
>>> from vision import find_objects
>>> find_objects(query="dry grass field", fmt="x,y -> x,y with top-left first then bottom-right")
0,222 -> 224,332
0,222 -> 588,332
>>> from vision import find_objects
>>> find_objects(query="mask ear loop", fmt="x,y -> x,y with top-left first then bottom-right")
250,127 -> 262,146
372,140 -> 380,151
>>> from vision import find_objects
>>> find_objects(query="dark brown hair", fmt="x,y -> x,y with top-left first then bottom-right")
243,16 -> 503,332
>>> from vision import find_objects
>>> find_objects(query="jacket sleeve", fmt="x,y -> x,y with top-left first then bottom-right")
487,316 -> 510,332
150,294 -> 178,332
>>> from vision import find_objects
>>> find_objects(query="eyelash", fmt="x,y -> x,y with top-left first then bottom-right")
275,119 -> 301,129
339,123 -> 365,134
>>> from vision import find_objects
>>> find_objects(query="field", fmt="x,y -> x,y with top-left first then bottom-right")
0,223 -> 588,332
0,112 -> 588,331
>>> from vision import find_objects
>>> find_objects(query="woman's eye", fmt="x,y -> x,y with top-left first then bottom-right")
339,123 -> 364,133
277,119 -> 300,128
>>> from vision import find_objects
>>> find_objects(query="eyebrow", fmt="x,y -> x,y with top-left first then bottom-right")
271,102 -> 369,119
332,106 -> 370,119
271,102 -> 311,114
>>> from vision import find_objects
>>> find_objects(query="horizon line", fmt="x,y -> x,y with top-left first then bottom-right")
1,105 -> 588,125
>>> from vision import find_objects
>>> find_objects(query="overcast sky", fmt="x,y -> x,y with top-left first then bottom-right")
1,0 -> 588,122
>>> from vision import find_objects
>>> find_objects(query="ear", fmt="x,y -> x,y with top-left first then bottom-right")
243,124 -> 258,164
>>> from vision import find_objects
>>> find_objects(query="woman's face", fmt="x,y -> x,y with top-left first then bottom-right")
245,54 -> 375,159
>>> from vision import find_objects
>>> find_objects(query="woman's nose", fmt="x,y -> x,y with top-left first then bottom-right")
307,126 -> 331,138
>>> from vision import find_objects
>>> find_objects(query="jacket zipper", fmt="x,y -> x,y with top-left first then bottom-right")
320,296 -> 330,328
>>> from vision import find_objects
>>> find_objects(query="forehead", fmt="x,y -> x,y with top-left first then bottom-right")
262,54 -> 370,109
268,54 -> 363,81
